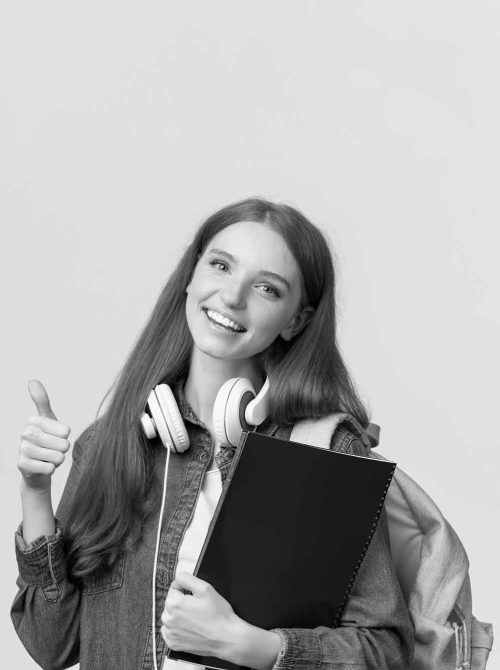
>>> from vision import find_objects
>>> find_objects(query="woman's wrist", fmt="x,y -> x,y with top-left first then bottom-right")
221,615 -> 282,670
20,479 -> 55,544
20,475 -> 51,494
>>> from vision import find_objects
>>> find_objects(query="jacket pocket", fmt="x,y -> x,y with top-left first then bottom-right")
82,552 -> 126,596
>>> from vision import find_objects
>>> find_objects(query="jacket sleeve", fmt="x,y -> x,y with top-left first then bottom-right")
270,437 -> 415,670
10,423 -> 97,670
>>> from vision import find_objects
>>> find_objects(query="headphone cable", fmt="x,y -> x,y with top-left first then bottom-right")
152,445 -> 171,670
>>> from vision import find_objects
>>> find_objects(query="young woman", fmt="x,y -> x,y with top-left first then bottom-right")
12,197 -> 414,670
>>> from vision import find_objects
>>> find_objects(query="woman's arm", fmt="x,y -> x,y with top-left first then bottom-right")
11,521 -> 82,670
18,381 -> 72,543
11,423 -> 97,670
20,482 -> 56,544
162,571 -> 282,670
225,620 -> 282,670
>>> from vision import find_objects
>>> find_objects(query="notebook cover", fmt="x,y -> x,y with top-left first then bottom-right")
167,430 -> 395,670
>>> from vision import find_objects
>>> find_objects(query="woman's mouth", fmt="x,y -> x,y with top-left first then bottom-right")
203,308 -> 247,334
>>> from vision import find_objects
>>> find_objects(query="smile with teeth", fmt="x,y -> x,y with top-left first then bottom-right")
204,309 -> 246,333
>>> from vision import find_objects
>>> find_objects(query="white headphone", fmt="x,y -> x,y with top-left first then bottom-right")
141,376 -> 271,451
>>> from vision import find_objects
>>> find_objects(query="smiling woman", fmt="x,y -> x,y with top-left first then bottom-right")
12,197 -> 413,670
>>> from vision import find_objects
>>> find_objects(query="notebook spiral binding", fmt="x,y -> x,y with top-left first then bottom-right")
332,461 -> 397,627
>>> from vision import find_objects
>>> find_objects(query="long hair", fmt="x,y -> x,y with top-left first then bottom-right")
65,197 -> 369,578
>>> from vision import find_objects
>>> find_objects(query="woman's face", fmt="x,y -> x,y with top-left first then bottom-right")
185,221 -> 312,364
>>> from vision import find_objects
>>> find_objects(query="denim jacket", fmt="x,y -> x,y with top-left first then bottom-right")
12,382 -> 414,670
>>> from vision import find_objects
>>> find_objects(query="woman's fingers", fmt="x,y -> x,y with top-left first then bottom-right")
21,424 -> 71,451
164,585 -> 184,613
172,571 -> 209,595
28,414 -> 71,438
18,455 -> 57,477
21,441 -> 67,465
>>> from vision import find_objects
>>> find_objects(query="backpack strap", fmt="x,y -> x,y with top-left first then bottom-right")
290,412 -> 378,451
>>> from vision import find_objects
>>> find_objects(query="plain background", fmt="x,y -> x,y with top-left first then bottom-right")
1,1 -> 498,668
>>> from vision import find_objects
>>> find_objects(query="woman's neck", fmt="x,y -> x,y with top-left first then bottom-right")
184,351 -> 263,430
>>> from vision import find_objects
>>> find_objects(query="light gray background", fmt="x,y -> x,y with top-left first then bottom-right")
1,2 -> 498,668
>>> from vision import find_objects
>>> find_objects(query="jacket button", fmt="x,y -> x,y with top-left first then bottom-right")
199,451 -> 208,462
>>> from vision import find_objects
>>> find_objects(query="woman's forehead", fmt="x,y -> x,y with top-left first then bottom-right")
205,221 -> 300,277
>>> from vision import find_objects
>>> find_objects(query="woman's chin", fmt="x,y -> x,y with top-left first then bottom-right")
191,336 -> 256,364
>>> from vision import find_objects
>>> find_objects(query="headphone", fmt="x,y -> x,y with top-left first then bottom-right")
140,376 -> 271,451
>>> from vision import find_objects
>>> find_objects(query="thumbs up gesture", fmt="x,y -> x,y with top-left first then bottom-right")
18,380 -> 71,491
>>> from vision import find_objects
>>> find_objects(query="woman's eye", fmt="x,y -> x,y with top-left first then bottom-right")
259,285 -> 280,298
209,259 -> 229,272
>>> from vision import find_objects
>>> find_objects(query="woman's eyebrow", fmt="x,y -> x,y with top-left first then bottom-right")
208,248 -> 291,291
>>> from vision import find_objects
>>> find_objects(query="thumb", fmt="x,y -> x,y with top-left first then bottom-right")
28,379 -> 57,420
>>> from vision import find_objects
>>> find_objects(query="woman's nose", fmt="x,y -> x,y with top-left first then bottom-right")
220,279 -> 247,310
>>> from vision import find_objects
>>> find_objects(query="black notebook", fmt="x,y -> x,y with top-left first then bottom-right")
167,430 -> 395,670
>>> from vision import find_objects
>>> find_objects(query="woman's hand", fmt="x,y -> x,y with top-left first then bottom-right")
161,572 -> 282,669
161,572 -> 240,658
18,380 -> 71,492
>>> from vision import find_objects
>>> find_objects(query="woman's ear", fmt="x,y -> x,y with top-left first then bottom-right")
280,306 -> 315,342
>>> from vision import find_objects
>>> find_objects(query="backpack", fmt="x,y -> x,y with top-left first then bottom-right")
290,413 -> 494,670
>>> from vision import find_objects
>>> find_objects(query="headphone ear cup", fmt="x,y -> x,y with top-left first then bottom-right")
146,389 -> 175,450
213,378 -> 256,448
244,376 -> 270,426
140,412 -> 157,440
154,384 -> 190,453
